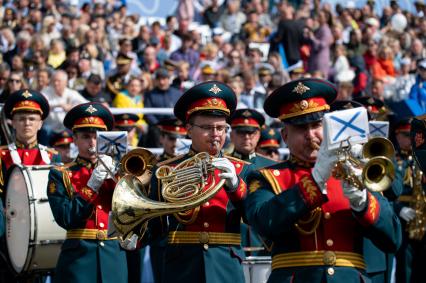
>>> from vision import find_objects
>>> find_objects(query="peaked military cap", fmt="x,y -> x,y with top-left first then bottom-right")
353,96 -> 389,120
258,126 -> 281,149
157,118 -> 187,137
64,102 -> 114,131
264,78 -> 337,125
330,100 -> 364,112
116,52 -> 132,65
174,81 -> 237,122
393,117 -> 411,134
4,89 -> 50,120
50,129 -> 73,147
411,115 -> 426,173
114,113 -> 140,129
230,109 -> 265,132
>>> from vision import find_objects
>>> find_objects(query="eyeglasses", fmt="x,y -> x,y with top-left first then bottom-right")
191,124 -> 230,134
9,79 -> 21,84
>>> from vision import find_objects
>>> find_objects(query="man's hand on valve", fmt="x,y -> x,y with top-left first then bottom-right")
312,143 -> 338,194
399,207 -> 416,222
87,155 -> 117,192
212,158 -> 238,192
341,162 -> 367,211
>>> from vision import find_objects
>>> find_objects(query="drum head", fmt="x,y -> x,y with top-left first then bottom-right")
6,166 -> 31,273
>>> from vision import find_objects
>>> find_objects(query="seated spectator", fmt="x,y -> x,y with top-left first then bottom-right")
40,70 -> 87,143
34,69 -> 50,92
0,71 -> 27,103
80,74 -> 112,106
170,33 -> 199,77
386,57 -> 416,102
408,59 -> 426,112
47,39 -> 66,69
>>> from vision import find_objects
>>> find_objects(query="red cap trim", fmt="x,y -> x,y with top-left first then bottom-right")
72,116 -> 107,130
278,97 -> 329,121
258,139 -> 280,148
186,97 -> 229,120
231,117 -> 260,129
12,100 -> 43,116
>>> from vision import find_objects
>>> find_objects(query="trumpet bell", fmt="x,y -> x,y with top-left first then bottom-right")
362,156 -> 395,192
121,148 -> 157,176
363,137 -> 395,160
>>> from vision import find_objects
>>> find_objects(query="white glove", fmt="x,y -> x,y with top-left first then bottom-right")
212,158 -> 239,191
312,143 -> 338,194
399,207 -> 416,222
119,234 -> 138,251
341,162 -> 367,211
87,155 -> 117,192
350,144 -> 363,159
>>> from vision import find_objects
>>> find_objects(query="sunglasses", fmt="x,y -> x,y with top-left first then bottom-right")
8,79 -> 21,83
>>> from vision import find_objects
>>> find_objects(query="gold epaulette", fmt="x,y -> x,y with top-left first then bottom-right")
158,154 -> 185,166
54,162 -> 75,198
259,168 -> 281,195
224,154 -> 251,164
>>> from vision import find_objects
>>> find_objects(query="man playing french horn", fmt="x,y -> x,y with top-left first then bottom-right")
115,81 -> 249,283
244,78 -> 402,282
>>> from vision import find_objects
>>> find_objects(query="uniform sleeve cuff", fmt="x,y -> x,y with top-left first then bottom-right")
78,186 -> 99,203
297,175 -> 327,209
227,178 -> 247,201
355,191 -> 380,226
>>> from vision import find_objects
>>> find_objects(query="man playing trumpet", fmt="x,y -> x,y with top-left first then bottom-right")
137,81 -> 249,283
47,102 -> 128,283
244,78 -> 401,282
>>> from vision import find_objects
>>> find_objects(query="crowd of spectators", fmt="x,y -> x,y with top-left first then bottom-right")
0,0 -> 425,148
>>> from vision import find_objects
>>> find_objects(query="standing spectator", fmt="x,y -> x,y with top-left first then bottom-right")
387,57 -> 416,102
273,3 -> 305,67
40,70 -> 87,142
142,68 -> 182,147
177,0 -> 194,23
305,10 -> 333,78
408,59 -> 426,112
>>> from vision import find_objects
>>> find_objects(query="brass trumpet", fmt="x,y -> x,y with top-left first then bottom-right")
334,137 -> 395,192
111,151 -> 224,241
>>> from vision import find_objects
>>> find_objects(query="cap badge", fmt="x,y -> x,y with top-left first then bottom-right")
22,90 -> 32,98
209,84 -> 222,95
242,110 -> 251,117
299,100 -> 309,110
175,126 -> 180,131
211,98 -> 219,105
86,105 -> 97,114
268,129 -> 275,135
244,119 -> 249,124
292,82 -> 310,95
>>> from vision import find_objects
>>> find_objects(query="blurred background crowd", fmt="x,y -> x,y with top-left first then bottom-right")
0,0 -> 425,149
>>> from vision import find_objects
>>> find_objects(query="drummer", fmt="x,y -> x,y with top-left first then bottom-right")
0,89 -> 60,194
47,102 -> 128,283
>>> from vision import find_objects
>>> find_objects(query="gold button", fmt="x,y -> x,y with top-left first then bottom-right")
273,170 -> 280,176
326,239 -> 334,247
99,242 -> 105,247
96,230 -> 106,240
199,232 -> 209,244
203,222 -> 209,228
204,202 -> 210,207
324,212 -> 331,219
2,152 -> 5,155
327,267 -> 334,275
99,222 -> 105,228
203,244 -> 209,250
25,152 -> 29,156
97,205 -> 102,209
323,251 -> 336,265
235,163 -> 241,168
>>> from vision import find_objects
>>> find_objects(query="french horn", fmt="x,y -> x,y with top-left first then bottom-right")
111,151 -> 224,241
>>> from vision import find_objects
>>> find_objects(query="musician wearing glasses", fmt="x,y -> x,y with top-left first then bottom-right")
140,81 -> 249,283
47,102 -> 128,283
0,89 -> 60,191
244,78 -> 401,282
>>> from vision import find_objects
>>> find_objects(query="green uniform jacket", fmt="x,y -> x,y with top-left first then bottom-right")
47,158 -> 128,283
244,160 -> 402,283
141,150 -> 249,283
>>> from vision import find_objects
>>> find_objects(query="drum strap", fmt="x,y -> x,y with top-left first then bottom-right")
8,143 -> 21,165
38,144 -> 51,165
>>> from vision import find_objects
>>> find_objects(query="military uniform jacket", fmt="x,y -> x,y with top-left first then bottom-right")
245,158 -> 402,283
143,149 -> 248,283
47,157 -> 127,283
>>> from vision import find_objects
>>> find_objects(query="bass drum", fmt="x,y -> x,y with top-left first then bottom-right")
5,165 -> 66,274
243,256 -> 271,283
